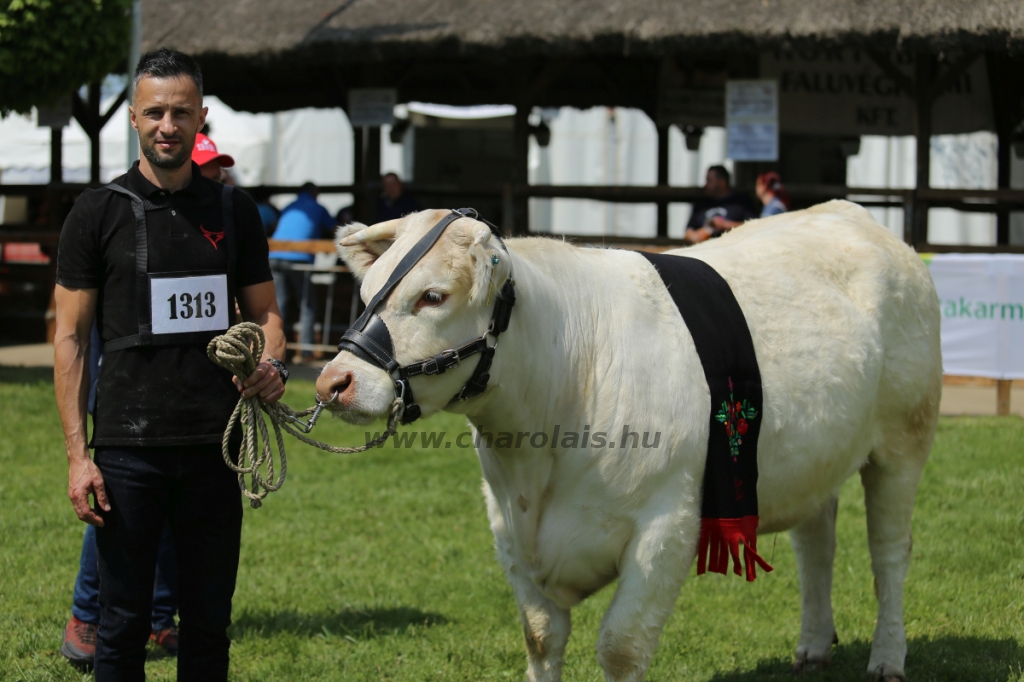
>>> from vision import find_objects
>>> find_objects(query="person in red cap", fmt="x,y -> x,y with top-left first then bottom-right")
192,131 -> 235,182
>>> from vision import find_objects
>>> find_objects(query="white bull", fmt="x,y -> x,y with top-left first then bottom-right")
317,200 -> 941,682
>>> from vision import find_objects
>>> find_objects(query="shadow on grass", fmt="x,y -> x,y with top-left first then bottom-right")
705,636 -> 1022,681
230,606 -> 448,641
0,366 -> 52,384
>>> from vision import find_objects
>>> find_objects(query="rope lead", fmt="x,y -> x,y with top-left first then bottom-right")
207,322 -> 404,508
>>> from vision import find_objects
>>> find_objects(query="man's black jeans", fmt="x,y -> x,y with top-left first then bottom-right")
93,444 -> 242,682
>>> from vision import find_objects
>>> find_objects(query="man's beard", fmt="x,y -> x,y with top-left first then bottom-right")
140,135 -> 192,170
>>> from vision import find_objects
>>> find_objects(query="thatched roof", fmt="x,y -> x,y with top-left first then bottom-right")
141,0 -> 1024,112
146,0 -> 1024,59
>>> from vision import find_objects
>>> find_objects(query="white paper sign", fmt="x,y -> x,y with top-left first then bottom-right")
348,88 -> 396,127
926,254 -> 1024,379
150,274 -> 229,335
726,80 -> 778,161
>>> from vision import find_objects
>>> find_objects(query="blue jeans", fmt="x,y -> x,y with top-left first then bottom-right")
271,261 -> 316,353
72,523 -> 178,631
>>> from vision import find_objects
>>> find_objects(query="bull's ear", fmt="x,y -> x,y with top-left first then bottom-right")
466,226 -> 509,304
335,221 -> 397,281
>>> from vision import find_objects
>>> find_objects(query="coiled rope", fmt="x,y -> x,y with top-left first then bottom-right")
206,322 -> 404,508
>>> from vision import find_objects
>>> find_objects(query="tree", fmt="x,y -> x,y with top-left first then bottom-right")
0,0 -> 131,116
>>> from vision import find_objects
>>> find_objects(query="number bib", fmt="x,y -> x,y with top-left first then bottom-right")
150,273 -> 229,335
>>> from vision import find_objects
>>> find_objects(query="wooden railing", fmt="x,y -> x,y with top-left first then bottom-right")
4,181 -> 1024,252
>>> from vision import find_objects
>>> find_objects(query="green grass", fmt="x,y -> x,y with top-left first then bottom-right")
1,368 -> 1022,681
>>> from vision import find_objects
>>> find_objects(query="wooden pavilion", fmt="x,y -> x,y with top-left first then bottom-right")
141,0 -> 1024,249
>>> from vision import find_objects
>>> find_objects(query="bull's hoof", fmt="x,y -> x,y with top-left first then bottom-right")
791,657 -> 830,675
868,665 -> 907,682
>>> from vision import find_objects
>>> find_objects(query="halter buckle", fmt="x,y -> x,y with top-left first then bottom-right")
423,348 -> 461,375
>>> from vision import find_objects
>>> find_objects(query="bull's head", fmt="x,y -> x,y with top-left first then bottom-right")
316,210 -> 513,424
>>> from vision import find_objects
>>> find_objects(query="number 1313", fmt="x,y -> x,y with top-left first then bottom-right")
167,291 -> 216,320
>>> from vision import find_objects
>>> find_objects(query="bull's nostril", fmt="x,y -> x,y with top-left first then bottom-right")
331,373 -> 352,396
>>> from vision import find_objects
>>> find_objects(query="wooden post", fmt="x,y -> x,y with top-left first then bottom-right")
351,123 -> 366,221
88,82 -> 101,184
902,194 -> 915,246
995,122 -> 1011,246
512,102 -> 531,235
656,124 -> 670,238
362,126 -> 381,223
502,184 -> 515,235
996,379 -> 1011,416
911,53 -> 934,249
988,53 -> 1013,246
49,127 -> 63,185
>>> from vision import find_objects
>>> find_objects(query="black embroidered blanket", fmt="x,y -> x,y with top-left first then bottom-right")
638,252 -> 773,582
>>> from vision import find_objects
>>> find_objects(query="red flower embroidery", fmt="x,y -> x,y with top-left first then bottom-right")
715,378 -> 758,459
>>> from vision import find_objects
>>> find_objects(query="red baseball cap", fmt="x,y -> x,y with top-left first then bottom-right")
192,133 -> 235,168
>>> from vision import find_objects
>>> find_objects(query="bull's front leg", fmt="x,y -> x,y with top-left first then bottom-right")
596,505 -> 699,682
511,565 -> 571,682
483,486 -> 570,682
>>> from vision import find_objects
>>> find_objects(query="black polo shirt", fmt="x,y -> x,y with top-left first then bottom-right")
57,161 -> 272,446
687,191 -> 758,229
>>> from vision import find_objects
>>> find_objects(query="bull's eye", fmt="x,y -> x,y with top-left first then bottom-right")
418,290 -> 447,308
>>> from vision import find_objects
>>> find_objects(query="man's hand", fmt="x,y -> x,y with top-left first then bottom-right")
68,456 -> 110,526
236,281 -> 287,403
685,226 -> 715,244
236,361 -> 285,403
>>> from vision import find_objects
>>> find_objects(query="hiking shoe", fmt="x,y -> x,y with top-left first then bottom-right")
150,627 -> 179,656
60,616 -> 97,665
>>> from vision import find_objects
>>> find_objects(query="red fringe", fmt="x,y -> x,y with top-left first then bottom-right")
697,516 -> 773,582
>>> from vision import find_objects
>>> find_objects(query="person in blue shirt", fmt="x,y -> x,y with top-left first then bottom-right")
251,186 -> 280,235
268,182 -> 335,358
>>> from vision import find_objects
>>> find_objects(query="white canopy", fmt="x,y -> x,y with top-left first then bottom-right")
0,97 -> 1015,243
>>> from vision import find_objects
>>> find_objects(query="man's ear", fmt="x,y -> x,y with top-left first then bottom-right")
335,222 -> 397,281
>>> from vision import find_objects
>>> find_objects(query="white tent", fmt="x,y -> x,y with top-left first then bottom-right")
1,96 -> 1019,243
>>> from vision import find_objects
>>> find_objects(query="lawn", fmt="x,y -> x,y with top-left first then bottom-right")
1,367 -> 1022,681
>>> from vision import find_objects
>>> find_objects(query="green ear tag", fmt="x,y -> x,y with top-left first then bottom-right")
491,255 -> 500,265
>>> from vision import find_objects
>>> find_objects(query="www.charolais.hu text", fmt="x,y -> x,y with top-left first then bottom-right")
365,426 -> 663,449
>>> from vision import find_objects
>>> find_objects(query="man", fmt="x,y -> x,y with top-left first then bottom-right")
267,182 -> 334,360
54,48 -> 286,680
59,131 -> 238,668
375,172 -> 421,222
684,165 -> 757,244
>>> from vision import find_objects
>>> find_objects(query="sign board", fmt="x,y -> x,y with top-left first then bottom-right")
761,49 -> 993,136
656,58 -> 727,128
348,88 -> 396,127
725,80 -> 778,161
926,254 -> 1024,379
37,98 -> 71,129
658,88 -> 724,128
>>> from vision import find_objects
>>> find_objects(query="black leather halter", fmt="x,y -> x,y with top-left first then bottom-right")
337,209 -> 516,424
